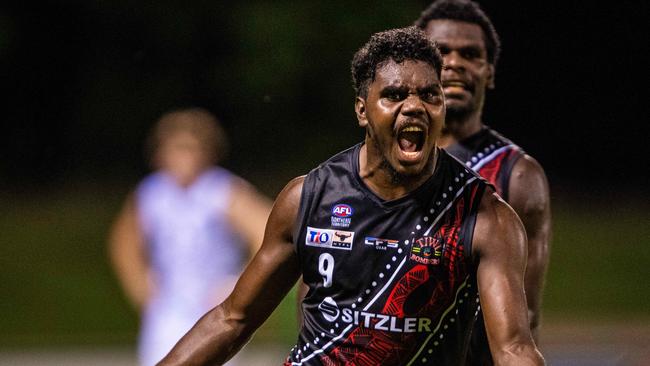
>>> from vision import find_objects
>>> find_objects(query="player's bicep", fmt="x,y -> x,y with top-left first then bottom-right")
474,192 -> 533,357
223,177 -> 304,330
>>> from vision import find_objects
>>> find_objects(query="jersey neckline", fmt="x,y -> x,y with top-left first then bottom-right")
350,142 -> 443,210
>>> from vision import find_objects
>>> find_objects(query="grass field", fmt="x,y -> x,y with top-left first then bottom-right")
1,185 -> 648,353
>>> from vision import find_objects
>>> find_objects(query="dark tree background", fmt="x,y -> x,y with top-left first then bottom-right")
1,1 -> 648,197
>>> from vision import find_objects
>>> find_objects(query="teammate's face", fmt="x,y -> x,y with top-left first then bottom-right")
423,20 -> 494,119
156,131 -> 209,186
356,59 -> 445,178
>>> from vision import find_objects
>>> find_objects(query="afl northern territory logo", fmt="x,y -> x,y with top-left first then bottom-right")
410,236 -> 443,265
331,203 -> 353,228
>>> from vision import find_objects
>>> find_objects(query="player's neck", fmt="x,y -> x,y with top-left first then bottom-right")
439,113 -> 484,147
358,145 -> 437,201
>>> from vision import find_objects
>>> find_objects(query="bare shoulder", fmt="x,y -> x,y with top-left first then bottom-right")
473,188 -> 527,259
280,175 -> 306,200
265,176 -> 306,237
274,176 -> 305,212
509,154 -> 550,214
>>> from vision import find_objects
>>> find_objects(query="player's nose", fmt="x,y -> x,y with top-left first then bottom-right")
443,51 -> 465,71
401,93 -> 426,115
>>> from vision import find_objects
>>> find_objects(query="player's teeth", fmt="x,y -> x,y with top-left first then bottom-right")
402,126 -> 423,132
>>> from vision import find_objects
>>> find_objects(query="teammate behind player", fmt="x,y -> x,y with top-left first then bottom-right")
157,27 -> 544,365
415,1 -> 551,363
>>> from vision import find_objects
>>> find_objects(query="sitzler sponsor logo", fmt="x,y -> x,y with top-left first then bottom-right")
318,297 -> 433,333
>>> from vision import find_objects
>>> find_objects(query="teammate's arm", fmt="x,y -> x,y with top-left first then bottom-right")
157,177 -> 304,366
474,190 -> 545,365
227,177 -> 274,254
108,193 -> 151,310
508,155 -> 551,340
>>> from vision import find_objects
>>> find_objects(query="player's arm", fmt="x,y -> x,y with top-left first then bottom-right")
474,190 -> 545,365
507,155 -> 551,340
227,177 -> 274,254
157,177 -> 304,366
108,193 -> 151,311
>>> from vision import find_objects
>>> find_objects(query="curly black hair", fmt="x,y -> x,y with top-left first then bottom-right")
351,26 -> 443,98
414,0 -> 500,68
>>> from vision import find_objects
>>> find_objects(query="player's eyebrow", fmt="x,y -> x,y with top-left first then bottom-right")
380,85 -> 408,93
417,84 -> 441,94
379,85 -> 408,97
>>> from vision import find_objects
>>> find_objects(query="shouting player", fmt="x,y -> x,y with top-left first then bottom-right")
157,27 -> 544,366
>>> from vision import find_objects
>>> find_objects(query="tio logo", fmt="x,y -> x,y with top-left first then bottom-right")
308,230 -> 330,244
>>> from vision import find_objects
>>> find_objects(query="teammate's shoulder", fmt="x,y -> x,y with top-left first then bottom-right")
510,153 -> 548,188
508,154 -> 550,213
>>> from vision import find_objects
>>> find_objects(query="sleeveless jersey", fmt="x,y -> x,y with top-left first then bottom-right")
444,127 -> 523,201
445,127 -> 525,366
285,144 -> 488,366
136,167 -> 245,366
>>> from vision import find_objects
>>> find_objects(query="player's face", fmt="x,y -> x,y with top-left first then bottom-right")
356,59 -> 445,177
156,131 -> 209,186
424,20 -> 494,119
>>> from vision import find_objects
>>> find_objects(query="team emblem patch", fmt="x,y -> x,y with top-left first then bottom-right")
306,227 -> 354,250
410,236 -> 443,265
331,203 -> 353,228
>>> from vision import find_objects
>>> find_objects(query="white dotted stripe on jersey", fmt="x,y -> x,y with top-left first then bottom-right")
466,144 -> 514,171
405,275 -> 471,366
424,176 -> 477,236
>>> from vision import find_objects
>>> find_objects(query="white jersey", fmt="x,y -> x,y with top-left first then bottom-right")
136,167 -> 245,365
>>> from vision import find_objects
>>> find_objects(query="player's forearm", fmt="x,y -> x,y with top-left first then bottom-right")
118,268 -> 150,310
109,245 -> 151,310
493,341 -> 545,366
157,303 -> 252,366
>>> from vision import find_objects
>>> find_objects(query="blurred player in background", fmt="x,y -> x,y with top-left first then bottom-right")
416,0 -> 552,364
109,107 -> 272,365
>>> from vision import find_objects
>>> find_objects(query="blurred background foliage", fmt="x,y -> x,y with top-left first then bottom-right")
0,0 -> 648,351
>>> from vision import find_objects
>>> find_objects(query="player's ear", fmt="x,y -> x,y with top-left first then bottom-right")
355,96 -> 368,128
487,64 -> 495,89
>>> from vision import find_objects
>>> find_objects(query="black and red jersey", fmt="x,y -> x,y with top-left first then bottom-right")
285,144 -> 488,366
444,127 -> 524,201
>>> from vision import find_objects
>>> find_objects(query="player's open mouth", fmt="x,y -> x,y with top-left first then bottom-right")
398,125 -> 425,154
